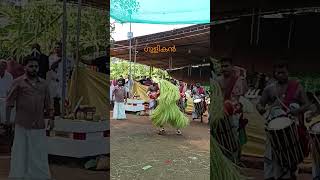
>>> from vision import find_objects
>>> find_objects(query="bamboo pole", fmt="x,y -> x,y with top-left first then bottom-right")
74,0 -> 82,106
129,22 -> 132,78
61,0 -> 67,116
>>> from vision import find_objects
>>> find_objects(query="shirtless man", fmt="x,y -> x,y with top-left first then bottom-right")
192,83 -> 206,121
256,61 -> 309,180
305,91 -> 320,180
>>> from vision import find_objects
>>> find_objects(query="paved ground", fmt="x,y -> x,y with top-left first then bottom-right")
110,113 -> 210,180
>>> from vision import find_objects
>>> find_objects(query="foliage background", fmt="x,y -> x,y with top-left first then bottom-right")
110,58 -> 170,80
0,0 -> 108,61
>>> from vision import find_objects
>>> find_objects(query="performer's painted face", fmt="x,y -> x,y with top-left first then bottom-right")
274,67 -> 289,84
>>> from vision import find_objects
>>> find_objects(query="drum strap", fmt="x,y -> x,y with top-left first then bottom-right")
283,80 -> 299,107
266,114 -> 288,124
224,75 -> 238,100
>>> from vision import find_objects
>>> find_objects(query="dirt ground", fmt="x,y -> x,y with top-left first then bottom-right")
110,112 -> 313,180
110,113 -> 210,180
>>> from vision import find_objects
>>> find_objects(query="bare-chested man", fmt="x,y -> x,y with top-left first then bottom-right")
216,58 -> 248,163
305,91 -> 320,180
256,61 -> 309,180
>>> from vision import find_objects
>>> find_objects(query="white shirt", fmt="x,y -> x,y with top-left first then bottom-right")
110,84 -> 115,101
46,70 -> 60,98
49,53 -> 72,98
0,71 -> 13,98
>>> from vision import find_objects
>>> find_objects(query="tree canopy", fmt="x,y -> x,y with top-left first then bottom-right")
0,0 -> 108,61
110,58 -> 170,80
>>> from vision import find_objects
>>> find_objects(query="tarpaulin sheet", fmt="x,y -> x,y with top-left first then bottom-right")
68,67 -> 108,119
110,0 -> 210,24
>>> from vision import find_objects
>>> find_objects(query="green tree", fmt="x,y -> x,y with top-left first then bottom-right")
110,58 -> 170,80
0,0 -> 107,60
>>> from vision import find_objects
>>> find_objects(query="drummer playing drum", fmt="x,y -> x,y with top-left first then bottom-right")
192,83 -> 206,121
147,82 -> 160,114
216,58 -> 249,163
305,91 -> 320,180
257,61 -> 310,180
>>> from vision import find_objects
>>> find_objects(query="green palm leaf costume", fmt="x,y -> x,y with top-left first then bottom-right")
151,79 -> 189,129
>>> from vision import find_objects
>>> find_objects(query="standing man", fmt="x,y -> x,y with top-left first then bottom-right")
48,42 -> 72,115
6,56 -> 54,179
256,61 -> 309,180
6,57 -> 24,79
305,91 -> 320,180
46,62 -> 60,116
30,43 -> 49,79
112,79 -> 127,120
0,60 -> 13,126
216,58 -> 248,163
192,83 -> 206,120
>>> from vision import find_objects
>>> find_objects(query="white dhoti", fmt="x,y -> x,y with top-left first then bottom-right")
113,102 -> 126,120
0,98 -> 15,124
312,155 -> 320,180
9,125 -> 51,180
264,108 -> 297,179
311,141 -> 320,180
264,137 -> 295,179
264,108 -> 295,179
192,103 -> 202,119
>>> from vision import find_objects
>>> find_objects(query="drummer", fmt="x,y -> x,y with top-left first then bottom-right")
305,91 -> 320,180
216,57 -> 248,162
178,80 -> 187,113
147,82 -> 160,114
256,61 -> 310,180
191,83 -> 206,120
0,60 -> 13,127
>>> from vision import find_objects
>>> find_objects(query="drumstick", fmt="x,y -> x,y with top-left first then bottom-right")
313,93 -> 320,105
276,96 -> 290,112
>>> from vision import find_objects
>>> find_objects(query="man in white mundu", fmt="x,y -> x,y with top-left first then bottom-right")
48,42 -> 72,115
6,56 -> 54,179
0,60 -> 13,125
257,62 -> 309,180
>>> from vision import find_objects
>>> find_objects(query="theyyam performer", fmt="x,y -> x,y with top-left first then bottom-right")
151,79 -> 189,135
